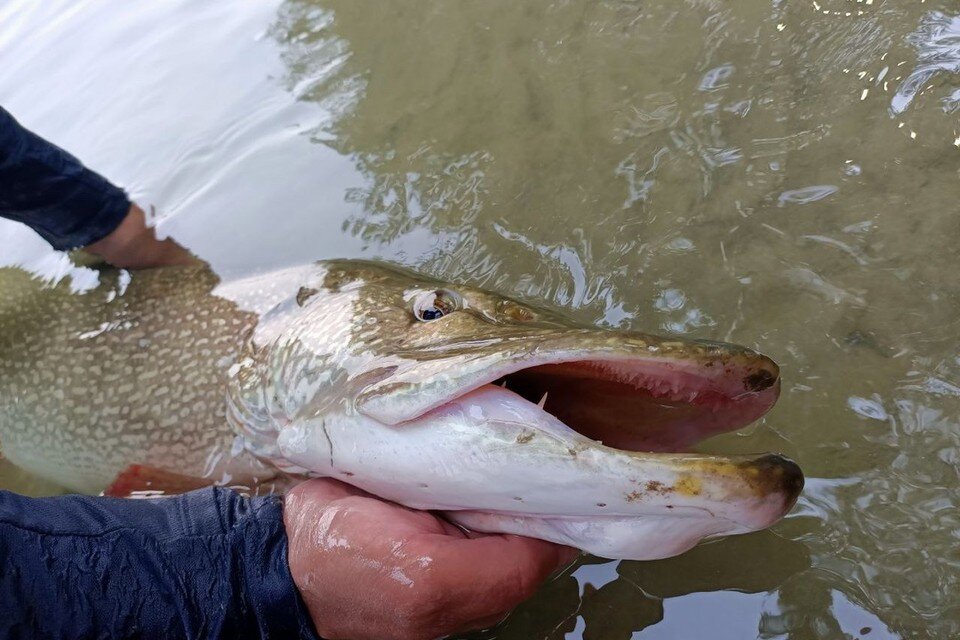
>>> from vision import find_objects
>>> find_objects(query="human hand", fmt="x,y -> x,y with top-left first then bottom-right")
84,204 -> 196,269
283,478 -> 577,640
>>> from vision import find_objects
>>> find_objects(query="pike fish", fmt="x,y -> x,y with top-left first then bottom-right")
0,260 -> 802,560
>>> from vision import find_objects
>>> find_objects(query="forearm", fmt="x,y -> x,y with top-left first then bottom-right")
0,487 -> 320,640
0,106 -> 130,250
0,106 -> 193,268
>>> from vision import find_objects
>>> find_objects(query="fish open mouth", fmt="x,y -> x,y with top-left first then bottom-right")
489,354 -> 781,454
349,338 -> 803,558
358,338 -> 793,481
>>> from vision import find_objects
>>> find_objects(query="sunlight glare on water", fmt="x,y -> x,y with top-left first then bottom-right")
1,0 -> 959,637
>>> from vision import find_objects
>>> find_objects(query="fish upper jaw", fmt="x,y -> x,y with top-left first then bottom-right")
356,333 -> 780,454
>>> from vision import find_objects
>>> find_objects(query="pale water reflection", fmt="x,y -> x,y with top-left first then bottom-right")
1,0 -> 959,637
891,12 -> 960,116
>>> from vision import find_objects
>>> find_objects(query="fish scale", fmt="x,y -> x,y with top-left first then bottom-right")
0,259 -> 800,559
0,264 -> 272,493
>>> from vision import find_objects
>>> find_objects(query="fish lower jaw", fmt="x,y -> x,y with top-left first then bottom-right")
445,509 -> 746,561
274,388 -> 800,561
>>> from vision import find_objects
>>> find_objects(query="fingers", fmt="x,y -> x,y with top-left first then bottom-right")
427,533 -> 577,623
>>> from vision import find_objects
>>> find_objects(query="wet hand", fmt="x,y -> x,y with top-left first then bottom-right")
85,204 -> 196,269
283,478 -> 577,640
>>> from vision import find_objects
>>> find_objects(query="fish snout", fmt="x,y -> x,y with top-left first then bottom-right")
752,453 -> 805,503
720,453 -> 804,531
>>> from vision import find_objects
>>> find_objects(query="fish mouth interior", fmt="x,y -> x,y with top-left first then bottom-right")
489,358 -> 780,453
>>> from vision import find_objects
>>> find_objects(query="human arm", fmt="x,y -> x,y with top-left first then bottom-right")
0,486 -> 318,640
84,203 -> 195,269
0,106 -> 193,268
0,480 -> 574,640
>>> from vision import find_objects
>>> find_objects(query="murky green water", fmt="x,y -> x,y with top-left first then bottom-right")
1,1 -> 958,637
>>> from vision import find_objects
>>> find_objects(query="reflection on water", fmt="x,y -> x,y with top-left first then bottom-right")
1,0 -> 959,637
460,529 -> 811,638
892,12 -> 960,116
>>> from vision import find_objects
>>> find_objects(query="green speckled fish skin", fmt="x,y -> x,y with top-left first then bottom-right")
220,260 -> 795,561
226,259 -> 779,467
0,259 -> 780,498
0,264 -> 273,494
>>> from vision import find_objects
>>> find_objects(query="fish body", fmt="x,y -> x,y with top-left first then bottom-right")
0,265 -> 272,493
0,260 -> 802,559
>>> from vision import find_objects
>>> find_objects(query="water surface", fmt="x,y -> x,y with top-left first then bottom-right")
1,1 -> 958,637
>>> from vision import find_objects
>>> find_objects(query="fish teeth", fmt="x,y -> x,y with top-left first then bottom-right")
537,391 -> 549,409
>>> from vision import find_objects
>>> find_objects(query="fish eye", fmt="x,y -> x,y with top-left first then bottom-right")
413,289 -> 462,322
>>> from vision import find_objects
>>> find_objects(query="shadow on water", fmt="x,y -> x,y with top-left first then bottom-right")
460,530 -> 812,639
467,530 -> 906,640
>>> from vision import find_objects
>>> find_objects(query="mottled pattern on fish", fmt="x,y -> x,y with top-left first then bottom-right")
214,260 -> 799,559
226,261 -> 781,468
0,259 -> 798,560
0,259 -> 779,496
0,264 -> 270,493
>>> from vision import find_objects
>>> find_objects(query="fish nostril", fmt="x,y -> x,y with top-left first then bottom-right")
779,457 -> 805,505
744,368 -> 778,392
751,453 -> 805,507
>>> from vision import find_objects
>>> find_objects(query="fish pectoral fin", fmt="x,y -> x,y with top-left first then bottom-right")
103,464 -> 215,498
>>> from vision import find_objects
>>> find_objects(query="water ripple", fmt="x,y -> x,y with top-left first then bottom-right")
891,12 -> 960,115
777,185 -> 839,206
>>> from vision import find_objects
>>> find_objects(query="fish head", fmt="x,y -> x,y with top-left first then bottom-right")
231,260 -> 802,559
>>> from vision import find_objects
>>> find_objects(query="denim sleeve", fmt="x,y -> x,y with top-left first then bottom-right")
0,106 -> 130,250
0,487 -> 321,640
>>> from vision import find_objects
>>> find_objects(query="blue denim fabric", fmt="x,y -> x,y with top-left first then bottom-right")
0,106 -> 130,250
0,487 -> 321,639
